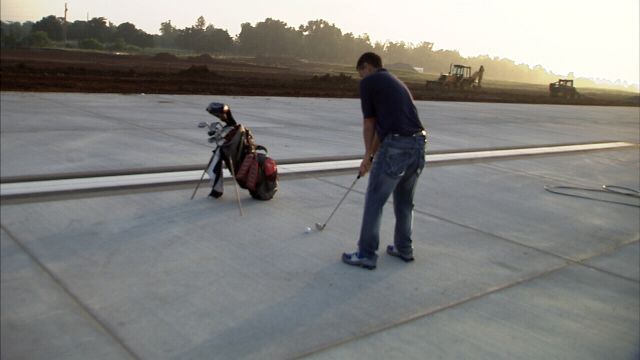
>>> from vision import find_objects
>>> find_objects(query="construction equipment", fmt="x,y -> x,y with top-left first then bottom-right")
426,64 -> 484,91
549,79 -> 579,99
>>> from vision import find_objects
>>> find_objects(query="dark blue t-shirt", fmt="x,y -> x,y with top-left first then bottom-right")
359,69 -> 424,139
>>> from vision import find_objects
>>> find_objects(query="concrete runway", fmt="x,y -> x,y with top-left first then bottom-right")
1,92 -> 639,359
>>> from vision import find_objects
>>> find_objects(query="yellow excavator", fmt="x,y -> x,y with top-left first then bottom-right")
426,64 -> 484,91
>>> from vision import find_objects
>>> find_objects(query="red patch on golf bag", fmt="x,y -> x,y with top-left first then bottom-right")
236,153 -> 260,191
263,157 -> 277,180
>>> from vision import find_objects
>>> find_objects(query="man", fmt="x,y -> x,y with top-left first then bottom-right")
342,52 -> 426,270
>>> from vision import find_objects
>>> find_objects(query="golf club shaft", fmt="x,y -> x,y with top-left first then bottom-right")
321,175 -> 360,228
190,152 -> 216,200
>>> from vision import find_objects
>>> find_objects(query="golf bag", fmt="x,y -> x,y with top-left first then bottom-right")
203,103 -> 278,201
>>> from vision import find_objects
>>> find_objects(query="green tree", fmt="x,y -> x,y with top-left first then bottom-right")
300,19 -> 342,61
173,17 -> 232,52
32,15 -> 64,41
109,38 -> 127,51
175,17 -> 206,51
67,20 -> 87,40
204,25 -> 233,52
236,22 -> 259,55
79,38 -> 104,50
24,30 -> 51,47
116,22 -> 153,48
86,17 -> 112,43
339,33 -> 373,63
1,21 -> 32,40
237,18 -> 301,57
384,41 -> 410,64
116,22 -> 137,43
195,16 -> 206,31
175,27 -> 202,51
158,20 -> 177,47
1,21 -> 33,47
406,41 -> 434,68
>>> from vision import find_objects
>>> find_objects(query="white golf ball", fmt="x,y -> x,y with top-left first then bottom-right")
304,227 -> 312,233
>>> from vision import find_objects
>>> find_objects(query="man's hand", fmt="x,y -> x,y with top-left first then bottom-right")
359,154 -> 373,177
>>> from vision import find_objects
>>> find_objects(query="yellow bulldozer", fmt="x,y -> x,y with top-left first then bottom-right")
426,64 -> 484,91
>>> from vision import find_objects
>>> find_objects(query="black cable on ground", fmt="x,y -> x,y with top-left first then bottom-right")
544,184 -> 640,208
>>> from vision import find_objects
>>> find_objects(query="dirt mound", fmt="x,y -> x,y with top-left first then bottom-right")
311,73 -> 354,83
189,54 -> 214,63
626,95 -> 640,106
151,52 -> 179,62
387,63 -> 418,72
255,55 -> 303,67
179,65 -> 212,76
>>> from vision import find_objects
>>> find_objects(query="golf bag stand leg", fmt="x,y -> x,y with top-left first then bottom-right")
228,158 -> 244,216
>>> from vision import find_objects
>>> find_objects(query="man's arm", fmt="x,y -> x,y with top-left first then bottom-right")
360,117 -> 379,177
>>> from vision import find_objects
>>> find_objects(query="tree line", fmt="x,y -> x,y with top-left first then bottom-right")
1,16 -> 154,51
1,15 -> 635,90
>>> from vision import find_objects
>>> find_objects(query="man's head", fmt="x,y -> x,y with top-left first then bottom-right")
356,52 -> 382,78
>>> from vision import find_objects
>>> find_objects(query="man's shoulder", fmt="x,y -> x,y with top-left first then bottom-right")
371,68 -> 391,79
362,69 -> 394,86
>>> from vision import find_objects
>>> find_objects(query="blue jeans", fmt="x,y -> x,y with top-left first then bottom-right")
358,134 -> 426,260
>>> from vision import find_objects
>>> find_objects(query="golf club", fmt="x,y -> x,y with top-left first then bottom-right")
315,174 -> 361,231
190,151 -> 216,200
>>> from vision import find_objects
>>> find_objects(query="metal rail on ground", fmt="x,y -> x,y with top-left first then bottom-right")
1,141 -> 636,198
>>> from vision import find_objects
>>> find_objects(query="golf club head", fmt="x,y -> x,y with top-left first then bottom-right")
206,102 -> 237,126
315,223 -> 326,231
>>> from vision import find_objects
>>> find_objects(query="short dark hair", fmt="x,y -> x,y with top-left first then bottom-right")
356,52 -> 382,70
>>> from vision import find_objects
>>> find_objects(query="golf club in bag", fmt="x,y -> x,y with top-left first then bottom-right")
192,102 -> 278,201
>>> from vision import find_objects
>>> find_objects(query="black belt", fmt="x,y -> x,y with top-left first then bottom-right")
390,129 -> 426,137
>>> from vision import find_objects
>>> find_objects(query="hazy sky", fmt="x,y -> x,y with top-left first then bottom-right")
2,0 -> 638,86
